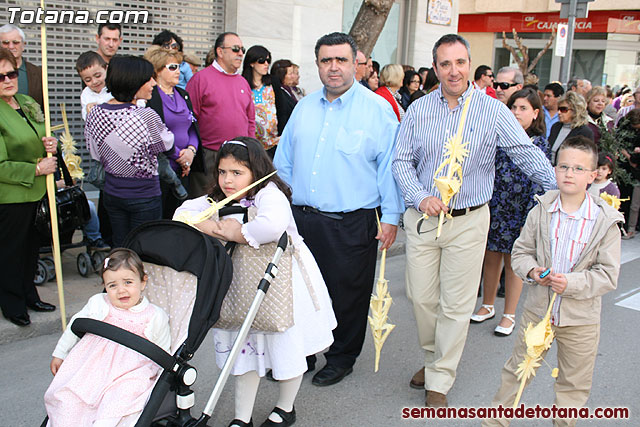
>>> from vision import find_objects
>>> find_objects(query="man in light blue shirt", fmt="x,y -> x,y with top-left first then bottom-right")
274,32 -> 404,388
543,82 -> 564,138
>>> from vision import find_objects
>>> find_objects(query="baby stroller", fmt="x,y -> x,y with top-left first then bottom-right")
41,216 -> 289,426
34,150 -> 98,284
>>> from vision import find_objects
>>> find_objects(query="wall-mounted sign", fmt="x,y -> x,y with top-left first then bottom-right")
427,0 -> 452,26
554,23 -> 568,57
459,10 -> 640,33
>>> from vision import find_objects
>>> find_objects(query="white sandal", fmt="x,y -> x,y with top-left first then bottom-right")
494,314 -> 516,336
470,304 -> 495,323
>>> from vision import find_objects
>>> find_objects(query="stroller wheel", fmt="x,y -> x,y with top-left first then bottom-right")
34,259 -> 48,285
77,252 -> 93,277
91,251 -> 107,273
42,256 -> 56,282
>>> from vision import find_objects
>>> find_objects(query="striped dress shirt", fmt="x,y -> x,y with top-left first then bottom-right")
392,84 -> 557,210
548,194 -> 599,324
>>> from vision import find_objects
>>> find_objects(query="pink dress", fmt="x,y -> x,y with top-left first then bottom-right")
45,298 -> 163,427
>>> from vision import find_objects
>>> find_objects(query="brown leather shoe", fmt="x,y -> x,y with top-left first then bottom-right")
409,367 -> 425,389
425,390 -> 448,407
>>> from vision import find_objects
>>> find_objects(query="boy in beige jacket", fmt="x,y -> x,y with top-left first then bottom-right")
483,136 -> 623,427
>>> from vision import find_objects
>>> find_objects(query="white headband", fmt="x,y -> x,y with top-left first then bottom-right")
104,257 -> 110,269
222,140 -> 247,147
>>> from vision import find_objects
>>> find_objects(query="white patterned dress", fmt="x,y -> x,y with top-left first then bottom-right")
175,182 -> 336,380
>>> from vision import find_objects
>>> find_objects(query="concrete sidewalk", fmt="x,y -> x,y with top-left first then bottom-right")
0,228 -> 407,345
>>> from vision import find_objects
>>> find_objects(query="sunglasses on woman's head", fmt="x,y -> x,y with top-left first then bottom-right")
165,63 -> 180,72
256,57 -> 271,64
0,70 -> 18,82
558,106 -> 572,113
493,81 -> 519,90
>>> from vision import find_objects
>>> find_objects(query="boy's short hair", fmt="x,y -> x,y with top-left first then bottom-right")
75,51 -> 107,74
558,136 -> 598,169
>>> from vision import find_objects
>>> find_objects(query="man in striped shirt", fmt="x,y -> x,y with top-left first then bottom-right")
392,34 -> 556,408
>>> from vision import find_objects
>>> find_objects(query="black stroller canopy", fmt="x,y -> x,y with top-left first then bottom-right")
123,220 -> 233,357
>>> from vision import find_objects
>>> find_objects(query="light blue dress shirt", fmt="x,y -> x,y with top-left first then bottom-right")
544,106 -> 559,139
177,61 -> 193,90
274,80 -> 404,225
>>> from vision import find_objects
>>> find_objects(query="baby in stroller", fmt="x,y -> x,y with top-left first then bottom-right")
44,248 -> 170,426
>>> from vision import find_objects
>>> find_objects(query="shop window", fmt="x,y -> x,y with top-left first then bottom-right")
571,50 -> 605,86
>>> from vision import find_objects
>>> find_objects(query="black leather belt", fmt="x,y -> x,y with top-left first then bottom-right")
449,204 -> 486,217
294,205 -> 344,220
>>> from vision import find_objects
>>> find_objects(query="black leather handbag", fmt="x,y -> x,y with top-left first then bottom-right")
35,152 -> 91,246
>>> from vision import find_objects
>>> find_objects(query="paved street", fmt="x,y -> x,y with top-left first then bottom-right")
1,237 -> 638,426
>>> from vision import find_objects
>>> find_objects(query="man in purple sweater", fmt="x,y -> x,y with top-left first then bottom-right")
186,32 -> 255,197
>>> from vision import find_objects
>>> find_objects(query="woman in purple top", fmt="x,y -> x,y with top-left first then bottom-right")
85,56 -> 174,246
145,46 -> 204,218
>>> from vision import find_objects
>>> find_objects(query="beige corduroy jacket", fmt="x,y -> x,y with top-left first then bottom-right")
512,190 -> 624,326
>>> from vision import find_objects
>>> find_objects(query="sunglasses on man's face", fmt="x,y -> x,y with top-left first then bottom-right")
256,57 -> 271,65
162,42 -> 179,50
165,63 -> 180,72
493,81 -> 519,90
485,73 -> 494,78
222,45 -> 246,54
0,70 -> 18,82
558,106 -> 572,113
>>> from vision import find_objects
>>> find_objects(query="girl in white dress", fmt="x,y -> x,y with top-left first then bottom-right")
174,137 -> 336,427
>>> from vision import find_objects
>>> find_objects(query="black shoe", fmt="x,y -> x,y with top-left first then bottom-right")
228,419 -> 253,427
6,313 -> 30,326
311,364 -> 353,387
89,238 -> 111,251
260,406 -> 296,427
27,301 -> 56,312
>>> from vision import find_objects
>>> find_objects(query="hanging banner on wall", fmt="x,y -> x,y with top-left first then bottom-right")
555,23 -> 568,57
427,0 -> 452,26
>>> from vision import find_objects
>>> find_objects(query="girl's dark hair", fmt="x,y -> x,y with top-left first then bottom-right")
506,87 -> 546,137
101,248 -> 146,281
106,55 -> 154,102
152,30 -> 184,52
208,136 -> 292,202
271,59 -> 293,85
242,45 -> 272,89
423,68 -> 439,92
403,70 -> 420,88
598,152 -> 615,177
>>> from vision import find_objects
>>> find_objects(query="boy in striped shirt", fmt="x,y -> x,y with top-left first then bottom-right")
483,136 -> 623,426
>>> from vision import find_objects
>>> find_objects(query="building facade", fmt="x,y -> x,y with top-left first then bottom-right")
6,0 -> 459,165
459,0 -> 640,89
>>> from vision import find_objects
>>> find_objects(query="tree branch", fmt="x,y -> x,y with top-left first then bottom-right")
528,29 -> 556,73
502,31 -> 525,74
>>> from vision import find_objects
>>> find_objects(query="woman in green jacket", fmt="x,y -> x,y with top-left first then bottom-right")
0,47 -> 57,326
